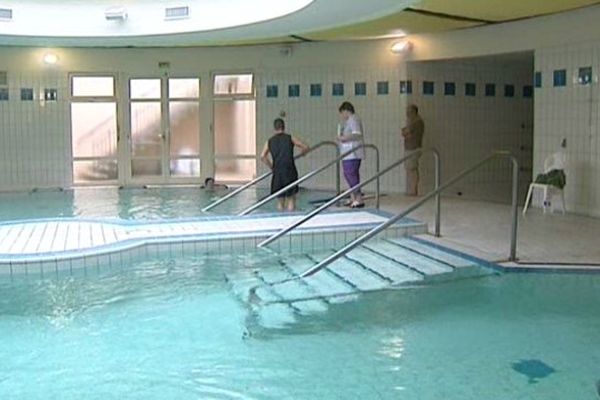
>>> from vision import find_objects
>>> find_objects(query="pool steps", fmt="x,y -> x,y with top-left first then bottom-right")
226,236 -> 496,328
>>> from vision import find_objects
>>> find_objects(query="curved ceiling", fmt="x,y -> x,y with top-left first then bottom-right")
0,0 -> 598,47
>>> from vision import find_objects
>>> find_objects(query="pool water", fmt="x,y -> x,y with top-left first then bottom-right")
0,186 -> 331,221
1,253 -> 599,399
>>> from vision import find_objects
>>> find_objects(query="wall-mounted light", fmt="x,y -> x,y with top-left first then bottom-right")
105,6 -> 128,20
43,53 -> 59,65
391,40 -> 412,54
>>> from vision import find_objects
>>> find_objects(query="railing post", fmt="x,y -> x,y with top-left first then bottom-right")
509,156 -> 519,261
434,149 -> 441,237
336,146 -> 341,204
372,145 -> 381,210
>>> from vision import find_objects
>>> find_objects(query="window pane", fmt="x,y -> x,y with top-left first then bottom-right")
213,100 -> 256,156
131,159 -> 161,176
214,158 -> 256,182
213,74 -> 253,95
169,101 -> 200,157
130,102 -> 162,157
73,160 -> 118,182
170,159 -> 200,177
71,102 -> 117,158
169,78 -> 199,98
72,76 -> 114,97
130,79 -> 161,99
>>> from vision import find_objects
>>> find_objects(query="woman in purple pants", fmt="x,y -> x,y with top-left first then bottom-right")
337,101 -> 365,208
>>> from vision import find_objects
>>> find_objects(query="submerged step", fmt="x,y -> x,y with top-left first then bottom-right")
326,257 -> 389,291
362,240 -> 454,275
389,237 -> 476,269
345,247 -> 424,284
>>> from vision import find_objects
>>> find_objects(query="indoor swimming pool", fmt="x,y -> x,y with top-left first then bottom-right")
0,188 -> 598,399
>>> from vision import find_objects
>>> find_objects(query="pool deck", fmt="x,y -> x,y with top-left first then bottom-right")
378,194 -> 600,272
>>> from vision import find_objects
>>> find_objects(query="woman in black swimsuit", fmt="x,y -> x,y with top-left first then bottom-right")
260,118 -> 309,211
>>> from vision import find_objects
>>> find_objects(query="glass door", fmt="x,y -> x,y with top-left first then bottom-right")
129,77 -> 201,184
129,78 -> 164,181
70,75 -> 119,184
212,73 -> 256,183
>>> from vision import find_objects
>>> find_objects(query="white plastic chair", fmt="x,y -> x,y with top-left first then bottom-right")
523,152 -> 566,215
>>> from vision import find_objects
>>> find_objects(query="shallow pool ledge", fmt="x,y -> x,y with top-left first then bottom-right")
0,209 -> 427,276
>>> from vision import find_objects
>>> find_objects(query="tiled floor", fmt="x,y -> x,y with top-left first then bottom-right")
375,194 -> 600,268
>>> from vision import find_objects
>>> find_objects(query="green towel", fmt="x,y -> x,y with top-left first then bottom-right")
535,169 -> 566,189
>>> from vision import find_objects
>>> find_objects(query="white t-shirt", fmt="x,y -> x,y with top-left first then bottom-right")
339,114 -> 364,160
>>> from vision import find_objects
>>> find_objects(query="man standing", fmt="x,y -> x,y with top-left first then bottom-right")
338,101 -> 365,208
401,104 -> 424,196
260,118 -> 309,211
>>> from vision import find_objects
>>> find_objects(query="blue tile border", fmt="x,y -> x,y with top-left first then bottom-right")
409,236 -> 600,275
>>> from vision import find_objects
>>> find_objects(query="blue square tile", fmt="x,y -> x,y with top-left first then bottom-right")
534,71 -> 542,88
578,66 -> 592,85
332,83 -> 344,96
288,84 -> 300,97
400,80 -> 412,94
465,82 -> 476,96
422,81 -> 434,95
553,69 -> 566,87
354,82 -> 367,96
376,81 -> 389,95
444,82 -> 455,96
266,84 -> 278,98
310,83 -> 322,97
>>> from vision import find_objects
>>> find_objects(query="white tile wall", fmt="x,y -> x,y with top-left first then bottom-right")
0,45 -> 533,204
535,42 -> 600,216
0,71 -> 71,191
256,65 -> 406,194
406,58 -> 534,202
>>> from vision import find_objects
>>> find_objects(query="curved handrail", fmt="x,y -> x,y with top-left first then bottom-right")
238,143 -> 380,216
258,148 -> 441,248
201,140 -> 339,212
300,151 -> 519,277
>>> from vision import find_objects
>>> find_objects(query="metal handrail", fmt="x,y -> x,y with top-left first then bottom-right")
258,148 -> 441,248
201,140 -> 339,212
238,143 -> 380,216
300,151 -> 519,278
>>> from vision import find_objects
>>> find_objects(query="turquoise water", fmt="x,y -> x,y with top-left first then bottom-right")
0,187 -> 328,221
1,254 -> 599,399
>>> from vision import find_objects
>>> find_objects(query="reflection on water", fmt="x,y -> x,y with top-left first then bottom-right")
0,254 -> 599,399
0,187 -> 331,221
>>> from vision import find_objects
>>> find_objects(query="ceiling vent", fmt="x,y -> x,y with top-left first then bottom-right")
105,6 -> 128,21
0,8 -> 13,21
165,6 -> 190,20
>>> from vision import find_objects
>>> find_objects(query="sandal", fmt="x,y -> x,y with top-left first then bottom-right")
350,201 -> 365,209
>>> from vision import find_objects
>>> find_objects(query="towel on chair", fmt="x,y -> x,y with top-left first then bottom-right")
535,169 -> 566,190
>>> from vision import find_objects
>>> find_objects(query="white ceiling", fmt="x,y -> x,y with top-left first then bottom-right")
0,0 -> 417,47
0,0 -> 598,47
